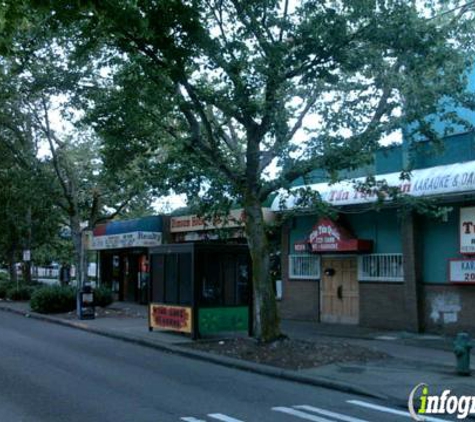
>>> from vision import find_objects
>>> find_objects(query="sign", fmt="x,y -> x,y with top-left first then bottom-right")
22,250 -> 31,262
460,207 -> 475,254
173,229 -> 247,243
449,259 -> 475,284
272,160 -> 475,211
307,218 -> 372,252
149,304 -> 192,333
170,208 -> 274,233
82,230 -> 93,250
90,231 -> 162,250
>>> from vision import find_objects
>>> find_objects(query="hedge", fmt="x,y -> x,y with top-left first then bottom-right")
93,286 -> 113,308
6,286 -> 33,301
30,286 -> 77,314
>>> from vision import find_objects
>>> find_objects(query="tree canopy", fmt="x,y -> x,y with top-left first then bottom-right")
3,0 -> 475,339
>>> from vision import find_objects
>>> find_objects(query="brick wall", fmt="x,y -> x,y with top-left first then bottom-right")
423,284 -> 475,336
278,280 -> 320,320
278,220 -> 319,320
359,282 -> 407,330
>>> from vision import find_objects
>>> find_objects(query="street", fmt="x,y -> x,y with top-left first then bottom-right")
0,312 -> 452,422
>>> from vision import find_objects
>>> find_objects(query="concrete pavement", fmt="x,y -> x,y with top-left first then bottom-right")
0,300 -> 473,407
1,311 -> 429,422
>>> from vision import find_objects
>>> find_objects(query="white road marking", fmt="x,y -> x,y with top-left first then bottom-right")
208,414 -> 244,422
272,407 -> 335,422
180,418 -> 206,422
347,400 -> 451,422
295,405 -> 369,422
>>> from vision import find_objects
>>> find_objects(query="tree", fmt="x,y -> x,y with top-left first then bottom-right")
0,25 -> 155,286
0,158 -> 61,282
22,0 -> 475,340
0,61 -> 61,283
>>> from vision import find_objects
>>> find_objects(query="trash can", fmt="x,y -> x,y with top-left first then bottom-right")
77,285 -> 95,320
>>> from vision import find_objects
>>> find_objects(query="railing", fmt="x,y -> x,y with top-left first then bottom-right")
16,264 -> 97,280
35,267 -> 60,278
358,253 -> 404,282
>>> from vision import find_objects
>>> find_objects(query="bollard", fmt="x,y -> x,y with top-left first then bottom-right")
454,332 -> 472,376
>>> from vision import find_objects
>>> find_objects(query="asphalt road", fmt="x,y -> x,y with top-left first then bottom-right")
0,312 -> 453,422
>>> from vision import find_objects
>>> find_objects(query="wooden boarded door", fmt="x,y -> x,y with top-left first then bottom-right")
321,257 -> 359,324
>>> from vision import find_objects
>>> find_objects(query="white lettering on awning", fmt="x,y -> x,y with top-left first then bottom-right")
271,161 -> 475,211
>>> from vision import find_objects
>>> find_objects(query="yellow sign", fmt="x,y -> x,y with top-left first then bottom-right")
149,304 -> 192,333
170,208 -> 275,233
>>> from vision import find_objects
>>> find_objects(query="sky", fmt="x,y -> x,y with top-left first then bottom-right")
40,0 -> 474,214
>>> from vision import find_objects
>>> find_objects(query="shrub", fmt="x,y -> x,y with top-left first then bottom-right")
6,286 -> 33,301
0,281 -> 14,299
94,286 -> 113,308
0,271 -> 9,283
30,286 -> 77,314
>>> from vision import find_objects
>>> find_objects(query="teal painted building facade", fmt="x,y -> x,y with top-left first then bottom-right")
274,130 -> 475,334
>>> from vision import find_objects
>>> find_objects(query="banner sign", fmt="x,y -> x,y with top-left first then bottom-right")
272,160 -> 475,211
170,208 -> 274,233
149,304 -> 192,333
449,259 -> 475,284
307,218 -> 372,252
23,250 -> 31,262
460,207 -> 475,254
90,231 -> 162,250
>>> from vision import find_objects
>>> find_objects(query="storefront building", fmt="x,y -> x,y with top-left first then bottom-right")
273,132 -> 475,335
90,216 -> 165,303
147,208 -> 274,337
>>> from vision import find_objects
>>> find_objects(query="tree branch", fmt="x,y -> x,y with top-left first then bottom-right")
35,98 -> 76,213
175,86 -> 242,185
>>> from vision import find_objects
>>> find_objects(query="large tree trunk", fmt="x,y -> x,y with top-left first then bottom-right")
244,194 -> 280,342
71,217 -> 84,288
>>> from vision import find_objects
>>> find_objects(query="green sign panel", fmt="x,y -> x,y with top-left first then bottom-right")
199,306 -> 249,334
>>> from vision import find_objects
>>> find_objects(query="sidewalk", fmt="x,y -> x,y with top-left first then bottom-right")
281,320 -> 475,405
1,300 -> 473,406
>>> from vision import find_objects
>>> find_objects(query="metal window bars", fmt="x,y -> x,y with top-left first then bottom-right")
358,254 -> 404,282
288,254 -> 321,280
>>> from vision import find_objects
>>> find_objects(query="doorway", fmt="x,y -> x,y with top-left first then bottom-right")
320,257 -> 359,324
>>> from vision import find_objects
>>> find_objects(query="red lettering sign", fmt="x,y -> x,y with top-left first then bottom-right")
307,218 -> 372,253
171,218 -> 191,228
150,305 -> 192,333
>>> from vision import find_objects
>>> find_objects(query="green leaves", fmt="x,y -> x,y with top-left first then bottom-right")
5,0 -> 472,341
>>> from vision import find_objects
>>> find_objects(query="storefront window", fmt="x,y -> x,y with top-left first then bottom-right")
358,254 -> 404,282
199,253 -> 249,306
236,257 -> 250,305
289,254 -> 320,280
112,255 -> 120,293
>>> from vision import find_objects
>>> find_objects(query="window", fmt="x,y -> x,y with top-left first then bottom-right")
198,251 -> 250,307
289,254 -> 320,280
358,254 -> 404,282
151,253 -> 193,305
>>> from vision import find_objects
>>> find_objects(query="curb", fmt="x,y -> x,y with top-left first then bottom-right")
0,304 -> 388,401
